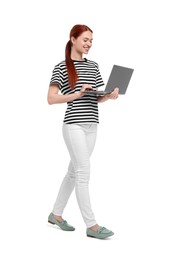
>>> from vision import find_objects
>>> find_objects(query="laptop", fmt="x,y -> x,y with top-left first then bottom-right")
82,64 -> 134,96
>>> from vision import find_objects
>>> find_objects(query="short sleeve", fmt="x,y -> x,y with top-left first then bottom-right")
95,64 -> 104,88
49,64 -> 64,89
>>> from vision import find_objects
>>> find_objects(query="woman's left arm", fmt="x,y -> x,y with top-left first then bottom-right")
97,88 -> 119,103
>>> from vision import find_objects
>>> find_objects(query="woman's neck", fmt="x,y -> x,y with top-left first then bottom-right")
71,49 -> 84,61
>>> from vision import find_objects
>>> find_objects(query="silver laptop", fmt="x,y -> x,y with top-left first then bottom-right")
82,64 -> 134,96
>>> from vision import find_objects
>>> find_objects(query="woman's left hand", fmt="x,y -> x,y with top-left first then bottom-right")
107,87 -> 119,99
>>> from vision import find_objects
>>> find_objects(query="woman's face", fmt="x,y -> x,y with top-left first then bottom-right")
71,31 -> 93,55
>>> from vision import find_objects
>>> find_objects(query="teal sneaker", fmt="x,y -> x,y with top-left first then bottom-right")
48,213 -> 75,231
86,226 -> 114,239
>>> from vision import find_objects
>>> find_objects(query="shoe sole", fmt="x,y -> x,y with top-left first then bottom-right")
48,220 -> 55,225
87,232 -> 114,239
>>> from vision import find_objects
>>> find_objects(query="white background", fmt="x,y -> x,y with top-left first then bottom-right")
0,0 -> 182,259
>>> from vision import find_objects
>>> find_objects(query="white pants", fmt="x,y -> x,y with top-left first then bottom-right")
52,123 -> 97,228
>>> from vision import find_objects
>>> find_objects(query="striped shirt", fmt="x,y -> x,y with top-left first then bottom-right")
50,59 -> 104,124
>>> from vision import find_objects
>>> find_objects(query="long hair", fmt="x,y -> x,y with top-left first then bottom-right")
65,24 -> 93,89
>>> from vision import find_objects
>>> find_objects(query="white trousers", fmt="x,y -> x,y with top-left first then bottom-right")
52,123 -> 97,228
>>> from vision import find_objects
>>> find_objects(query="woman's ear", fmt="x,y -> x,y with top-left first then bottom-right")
70,36 -> 75,45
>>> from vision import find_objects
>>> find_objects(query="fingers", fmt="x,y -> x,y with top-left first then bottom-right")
109,88 -> 119,99
81,84 -> 93,91
110,94 -> 118,99
79,84 -> 93,97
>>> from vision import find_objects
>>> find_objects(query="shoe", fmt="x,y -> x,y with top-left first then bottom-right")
48,213 -> 75,231
86,226 -> 114,239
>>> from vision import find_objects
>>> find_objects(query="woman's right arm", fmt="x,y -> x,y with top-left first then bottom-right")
47,84 -> 93,105
47,84 -> 82,105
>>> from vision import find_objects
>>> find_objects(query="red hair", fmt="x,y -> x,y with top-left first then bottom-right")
65,24 -> 93,89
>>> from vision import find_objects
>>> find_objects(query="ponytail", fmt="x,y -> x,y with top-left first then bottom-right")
65,40 -> 78,89
65,24 -> 93,89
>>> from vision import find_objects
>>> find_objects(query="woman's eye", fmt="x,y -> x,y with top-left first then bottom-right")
83,39 -> 92,44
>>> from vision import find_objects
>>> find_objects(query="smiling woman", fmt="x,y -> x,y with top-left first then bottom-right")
47,24 -> 118,239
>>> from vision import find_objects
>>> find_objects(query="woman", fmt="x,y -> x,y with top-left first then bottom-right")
47,24 -> 119,239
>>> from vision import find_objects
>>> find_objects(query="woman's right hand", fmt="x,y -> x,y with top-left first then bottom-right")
79,84 -> 93,97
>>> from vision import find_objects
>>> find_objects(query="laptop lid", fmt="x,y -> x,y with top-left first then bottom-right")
105,65 -> 134,94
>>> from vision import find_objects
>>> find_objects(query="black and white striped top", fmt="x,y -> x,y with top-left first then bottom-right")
50,59 -> 104,124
